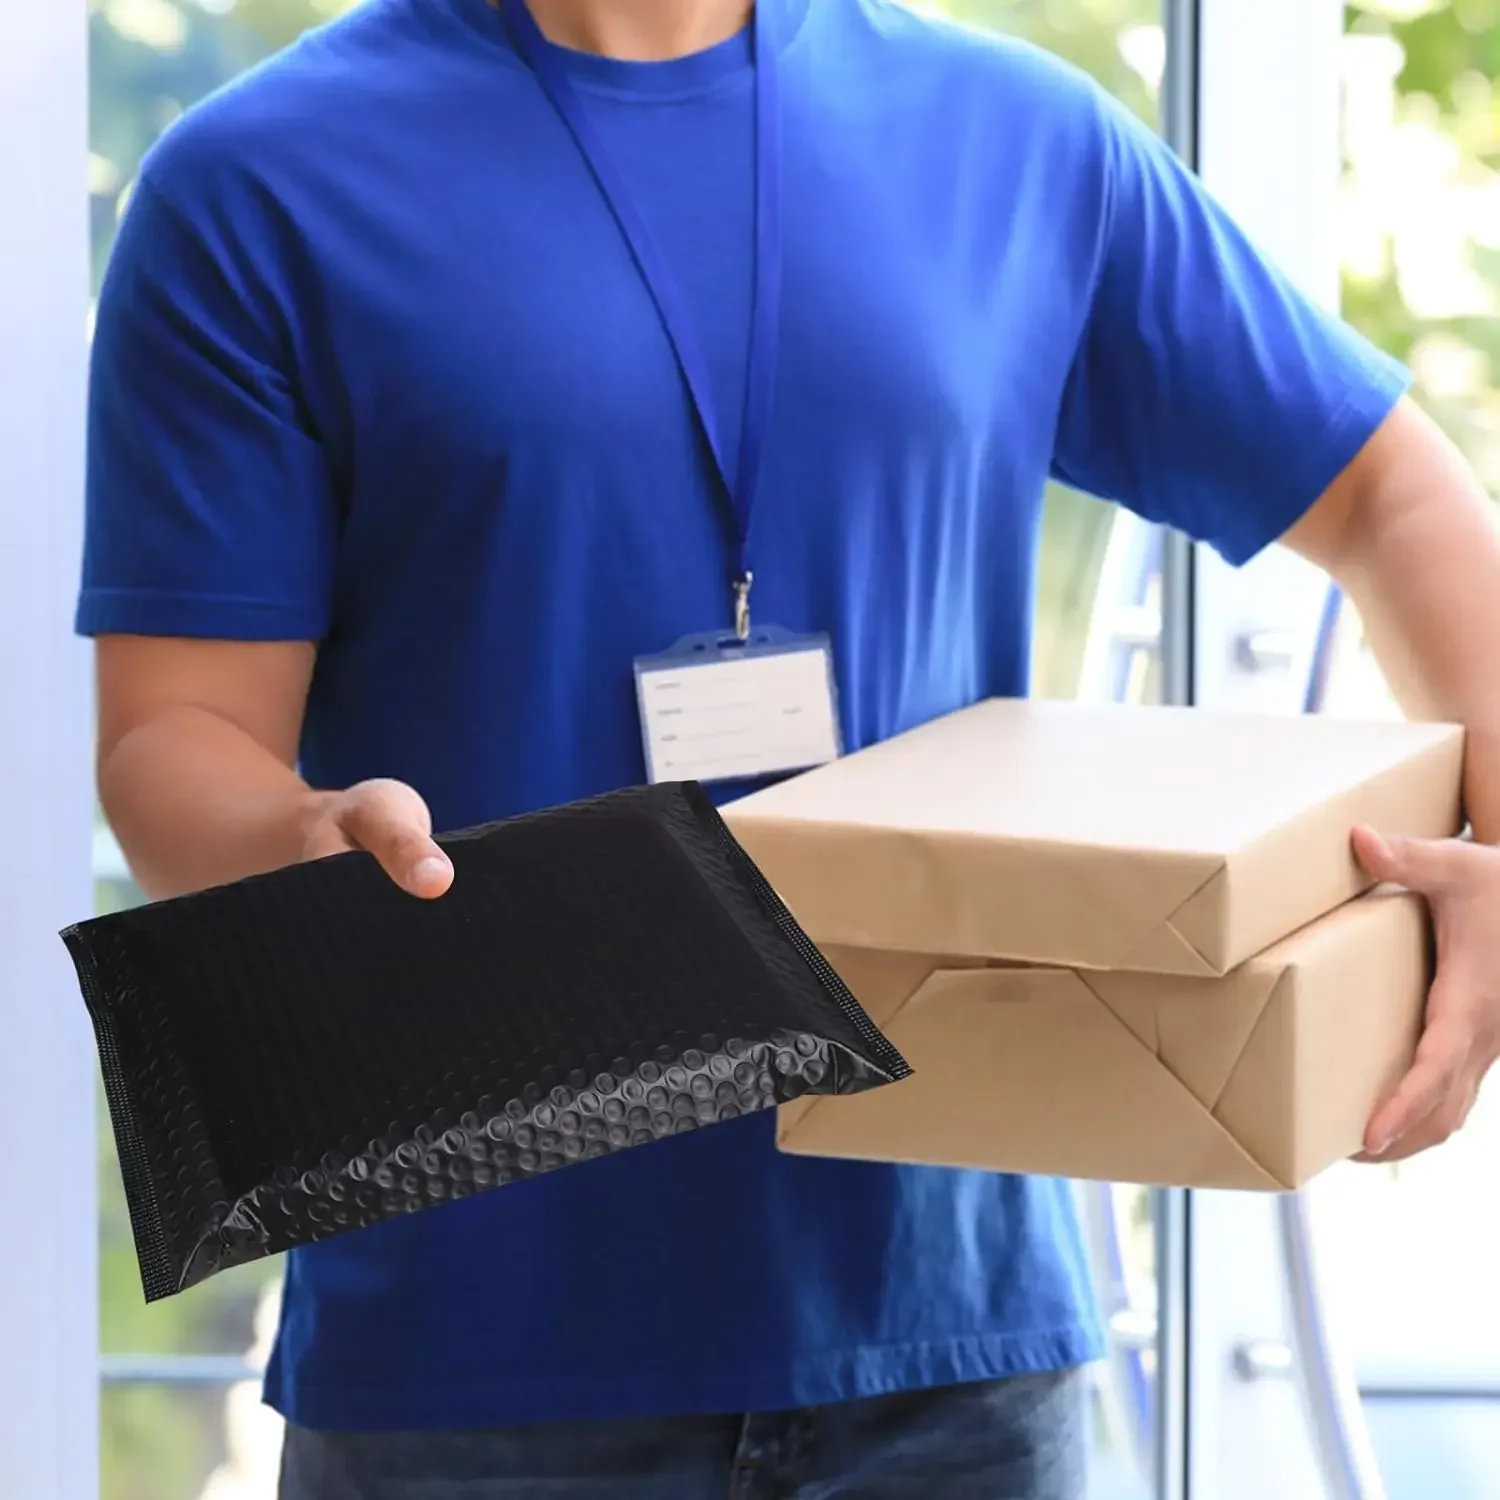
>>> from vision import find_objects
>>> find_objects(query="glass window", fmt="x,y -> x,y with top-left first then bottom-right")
1305,6 -> 1500,1498
90,3 -> 1166,1496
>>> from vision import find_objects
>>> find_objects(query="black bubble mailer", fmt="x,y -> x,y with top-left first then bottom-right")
62,782 -> 910,1301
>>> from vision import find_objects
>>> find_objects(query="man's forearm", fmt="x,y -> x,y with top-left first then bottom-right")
99,704 -> 330,900
1291,400 -> 1500,841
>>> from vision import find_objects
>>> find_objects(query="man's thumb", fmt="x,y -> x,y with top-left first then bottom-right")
339,779 -> 453,899
1351,825 -> 1454,895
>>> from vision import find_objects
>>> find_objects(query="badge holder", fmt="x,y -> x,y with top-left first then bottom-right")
635,624 -> 842,787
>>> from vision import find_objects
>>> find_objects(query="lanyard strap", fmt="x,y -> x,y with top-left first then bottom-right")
499,0 -> 782,638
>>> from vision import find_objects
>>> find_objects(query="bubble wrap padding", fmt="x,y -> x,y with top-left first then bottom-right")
62,782 -> 910,1302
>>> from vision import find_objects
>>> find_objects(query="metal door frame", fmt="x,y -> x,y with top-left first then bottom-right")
1171,4 -> 1388,1499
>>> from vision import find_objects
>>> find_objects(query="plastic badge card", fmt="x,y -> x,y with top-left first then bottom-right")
636,627 -> 842,785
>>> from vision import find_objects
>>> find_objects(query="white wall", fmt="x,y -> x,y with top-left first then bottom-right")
0,3 -> 100,1497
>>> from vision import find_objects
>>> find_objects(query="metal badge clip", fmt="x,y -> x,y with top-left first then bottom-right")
733,571 -> 754,642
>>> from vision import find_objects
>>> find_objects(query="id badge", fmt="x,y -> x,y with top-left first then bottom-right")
635,626 -> 842,786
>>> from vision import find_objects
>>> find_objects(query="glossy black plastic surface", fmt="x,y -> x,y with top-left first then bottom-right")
64,783 -> 909,1301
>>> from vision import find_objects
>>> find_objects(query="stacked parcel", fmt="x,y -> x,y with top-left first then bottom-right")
724,698 -> 1465,1190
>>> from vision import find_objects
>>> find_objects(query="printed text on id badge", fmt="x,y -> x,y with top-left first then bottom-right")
635,628 -> 842,786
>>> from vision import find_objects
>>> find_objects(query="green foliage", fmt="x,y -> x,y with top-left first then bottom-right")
104,1388 -> 220,1500
948,0 -> 1161,120
1351,0 -> 1500,122
1342,1 -> 1500,484
226,0 -> 355,51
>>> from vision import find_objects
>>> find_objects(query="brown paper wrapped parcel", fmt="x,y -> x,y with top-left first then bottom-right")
723,699 -> 1464,1191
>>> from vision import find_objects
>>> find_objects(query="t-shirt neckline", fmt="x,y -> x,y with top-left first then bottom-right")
438,0 -> 806,101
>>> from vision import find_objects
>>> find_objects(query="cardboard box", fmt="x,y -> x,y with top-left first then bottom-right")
723,698 -> 1461,1190
768,892 -> 1430,1191
724,698 -> 1462,978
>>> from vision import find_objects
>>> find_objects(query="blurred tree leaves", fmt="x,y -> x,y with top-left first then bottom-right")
947,0 -> 1161,120
1342,0 -> 1500,486
1353,0 -> 1500,123
228,0 -> 355,51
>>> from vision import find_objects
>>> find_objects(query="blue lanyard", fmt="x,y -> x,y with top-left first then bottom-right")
499,0 -> 781,639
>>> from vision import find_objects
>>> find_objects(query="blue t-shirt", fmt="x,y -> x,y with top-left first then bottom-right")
81,0 -> 1409,1432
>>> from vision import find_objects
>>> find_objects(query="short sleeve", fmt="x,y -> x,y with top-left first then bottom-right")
1050,92 -> 1412,567
79,174 -> 337,640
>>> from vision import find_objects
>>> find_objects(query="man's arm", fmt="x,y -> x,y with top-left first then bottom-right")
1287,398 -> 1500,836
98,635 -> 453,901
1283,397 -> 1500,1159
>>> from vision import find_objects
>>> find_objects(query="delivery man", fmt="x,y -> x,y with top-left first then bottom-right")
82,0 -> 1500,1495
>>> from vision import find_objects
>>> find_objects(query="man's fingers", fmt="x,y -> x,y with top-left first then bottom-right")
1351,826 -> 1462,896
338,779 -> 453,898
1364,1078 -> 1440,1160
1359,1081 -> 1476,1164
1363,1010 -> 1470,1156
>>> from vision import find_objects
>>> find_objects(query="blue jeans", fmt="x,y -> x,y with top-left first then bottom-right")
277,1370 -> 1090,1498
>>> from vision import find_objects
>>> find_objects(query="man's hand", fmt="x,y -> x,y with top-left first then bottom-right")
1351,825 -> 1500,1162
300,778 -> 454,899
96,636 -> 454,901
